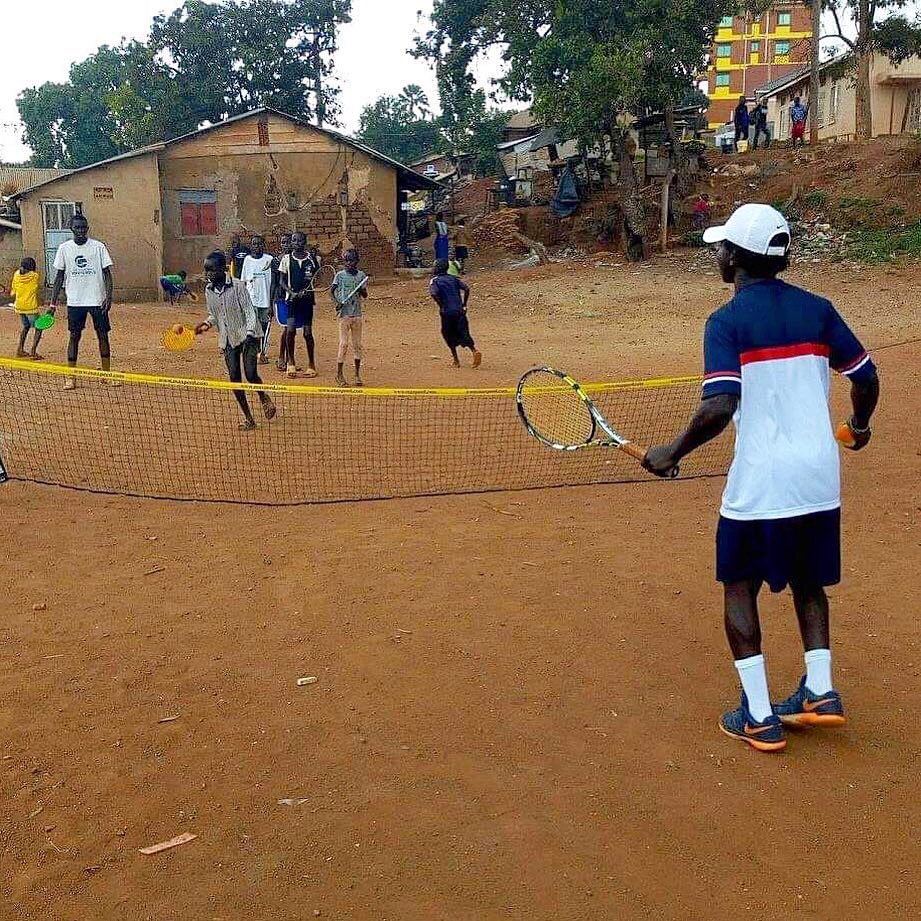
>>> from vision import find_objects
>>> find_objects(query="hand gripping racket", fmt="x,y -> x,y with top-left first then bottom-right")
516,367 -> 679,477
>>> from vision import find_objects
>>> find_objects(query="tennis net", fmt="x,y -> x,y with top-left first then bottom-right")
0,358 -> 731,505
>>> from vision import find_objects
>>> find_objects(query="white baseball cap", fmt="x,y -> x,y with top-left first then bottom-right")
703,203 -> 791,256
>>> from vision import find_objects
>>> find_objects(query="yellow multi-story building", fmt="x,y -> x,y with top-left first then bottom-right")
706,4 -> 813,128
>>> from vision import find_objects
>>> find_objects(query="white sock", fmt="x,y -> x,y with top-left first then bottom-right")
804,648 -> 833,695
734,654 -> 773,722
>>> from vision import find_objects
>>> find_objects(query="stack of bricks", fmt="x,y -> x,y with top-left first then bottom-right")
345,201 -> 395,277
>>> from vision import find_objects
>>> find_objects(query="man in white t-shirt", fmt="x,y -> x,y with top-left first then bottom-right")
240,234 -> 276,364
644,204 -> 879,754
49,213 -> 114,391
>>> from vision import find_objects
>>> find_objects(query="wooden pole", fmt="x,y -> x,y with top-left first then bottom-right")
809,0 -> 821,145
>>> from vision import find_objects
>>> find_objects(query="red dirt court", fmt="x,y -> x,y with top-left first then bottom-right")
1,254 -> 919,920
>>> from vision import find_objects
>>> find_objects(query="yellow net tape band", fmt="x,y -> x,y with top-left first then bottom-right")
0,358 -> 702,397
0,359 -> 729,505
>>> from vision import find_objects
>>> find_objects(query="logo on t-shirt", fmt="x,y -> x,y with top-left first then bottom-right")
75,255 -> 89,269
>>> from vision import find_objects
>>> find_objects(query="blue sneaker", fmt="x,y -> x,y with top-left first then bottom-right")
773,676 -> 846,727
719,692 -> 786,752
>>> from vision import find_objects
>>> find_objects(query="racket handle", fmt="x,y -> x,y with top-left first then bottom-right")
624,441 -> 680,479
620,442 -> 648,463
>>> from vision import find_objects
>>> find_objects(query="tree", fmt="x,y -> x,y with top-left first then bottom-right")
399,85 -> 431,120
357,91 -> 446,164
415,0 -> 733,255
17,0 -> 352,166
823,0 -> 921,139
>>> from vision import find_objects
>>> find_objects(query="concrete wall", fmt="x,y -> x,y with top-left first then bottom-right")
0,227 -> 23,292
159,113 -> 398,280
17,152 -> 162,300
766,55 -> 921,142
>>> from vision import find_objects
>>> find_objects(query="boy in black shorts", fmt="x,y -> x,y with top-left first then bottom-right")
429,259 -> 481,368
48,214 -> 114,391
278,231 -> 320,378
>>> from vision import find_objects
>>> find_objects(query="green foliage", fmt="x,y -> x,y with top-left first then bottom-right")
356,84 -> 508,174
17,0 -> 352,167
846,222 -> 921,262
803,190 -> 828,208
414,0 -> 734,148
357,89 -> 446,164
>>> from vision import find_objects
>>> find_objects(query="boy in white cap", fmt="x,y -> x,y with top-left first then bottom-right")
644,203 -> 880,752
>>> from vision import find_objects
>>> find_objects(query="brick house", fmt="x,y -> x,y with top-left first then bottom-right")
12,109 -> 440,300
706,3 -> 813,128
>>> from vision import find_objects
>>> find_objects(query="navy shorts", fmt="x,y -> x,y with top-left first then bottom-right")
440,311 -> 475,349
276,296 -> 314,329
716,509 -> 841,593
68,306 -> 111,335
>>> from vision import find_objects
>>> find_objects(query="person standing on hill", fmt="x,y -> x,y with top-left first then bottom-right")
48,213 -> 114,391
790,96 -> 808,147
433,212 -> 450,263
751,100 -> 771,149
733,96 -> 750,151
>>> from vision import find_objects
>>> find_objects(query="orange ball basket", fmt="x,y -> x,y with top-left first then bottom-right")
162,325 -> 196,352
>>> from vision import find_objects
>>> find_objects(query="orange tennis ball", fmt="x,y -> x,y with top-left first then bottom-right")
835,421 -> 857,448
172,324 -> 185,335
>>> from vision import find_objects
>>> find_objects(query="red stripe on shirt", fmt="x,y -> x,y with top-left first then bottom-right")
704,371 -> 741,380
835,350 -> 869,373
739,342 -> 831,365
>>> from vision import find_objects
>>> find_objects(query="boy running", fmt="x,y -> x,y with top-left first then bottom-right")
241,235 -> 276,364
7,257 -> 44,359
195,251 -> 276,431
643,203 -> 880,753
430,258 -> 482,368
330,249 -> 368,387
48,214 -> 114,391
277,231 -> 320,378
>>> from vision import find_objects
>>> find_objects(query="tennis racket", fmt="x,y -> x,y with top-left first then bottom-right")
516,367 -> 679,476
34,313 -> 55,331
332,274 -> 370,306
306,263 -> 336,293
162,324 -> 196,352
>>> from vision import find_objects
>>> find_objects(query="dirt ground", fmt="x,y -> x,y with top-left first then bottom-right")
1,254 -> 919,920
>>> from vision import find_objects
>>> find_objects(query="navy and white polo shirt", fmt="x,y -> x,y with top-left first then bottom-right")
702,279 -> 876,522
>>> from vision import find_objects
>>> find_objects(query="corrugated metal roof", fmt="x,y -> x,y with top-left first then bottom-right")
0,166 -> 70,194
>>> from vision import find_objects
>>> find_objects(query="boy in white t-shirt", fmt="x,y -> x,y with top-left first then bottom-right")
240,234 -> 276,364
49,213 -> 114,391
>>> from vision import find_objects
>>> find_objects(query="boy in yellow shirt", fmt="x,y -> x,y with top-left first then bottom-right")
8,258 -> 44,359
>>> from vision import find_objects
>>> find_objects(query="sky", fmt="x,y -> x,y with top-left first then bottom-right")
0,0 -> 448,163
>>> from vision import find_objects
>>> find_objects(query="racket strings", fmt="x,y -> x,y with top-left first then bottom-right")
519,371 -> 595,448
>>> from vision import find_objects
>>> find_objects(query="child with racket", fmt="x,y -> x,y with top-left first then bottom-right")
277,231 -> 321,378
330,248 -> 368,387
195,250 -> 276,431
429,259 -> 481,368
643,203 -> 880,753
7,257 -> 44,360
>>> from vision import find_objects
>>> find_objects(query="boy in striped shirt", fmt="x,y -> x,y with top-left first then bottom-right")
644,204 -> 880,752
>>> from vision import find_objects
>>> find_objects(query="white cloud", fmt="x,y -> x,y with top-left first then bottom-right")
0,0 -> 451,163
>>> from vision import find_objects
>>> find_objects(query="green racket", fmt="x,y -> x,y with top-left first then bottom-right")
34,313 -> 55,331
